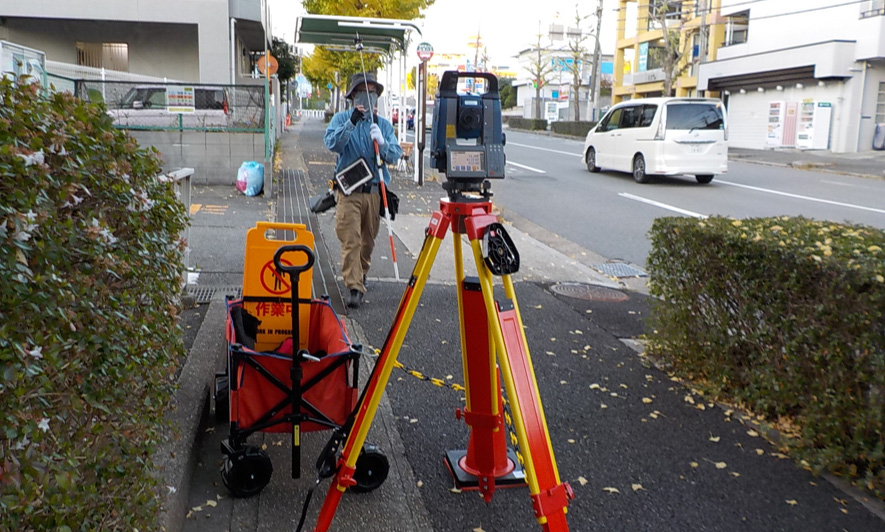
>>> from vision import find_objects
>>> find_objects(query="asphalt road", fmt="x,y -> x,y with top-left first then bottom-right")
404,129 -> 885,268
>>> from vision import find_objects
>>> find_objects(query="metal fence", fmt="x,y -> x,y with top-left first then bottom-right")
68,79 -> 267,132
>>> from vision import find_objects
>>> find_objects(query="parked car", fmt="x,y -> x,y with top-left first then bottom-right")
583,97 -> 728,184
107,85 -> 231,128
392,107 -> 399,125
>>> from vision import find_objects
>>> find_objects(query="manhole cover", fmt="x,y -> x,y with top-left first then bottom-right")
549,283 -> 629,302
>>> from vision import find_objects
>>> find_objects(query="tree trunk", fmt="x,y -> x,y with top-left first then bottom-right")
535,86 -> 542,120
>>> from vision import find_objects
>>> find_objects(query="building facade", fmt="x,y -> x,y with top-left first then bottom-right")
698,0 -> 885,153
0,0 -> 271,84
613,0 -> 725,102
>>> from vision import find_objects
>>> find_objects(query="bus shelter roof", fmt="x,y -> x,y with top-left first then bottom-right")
295,14 -> 422,55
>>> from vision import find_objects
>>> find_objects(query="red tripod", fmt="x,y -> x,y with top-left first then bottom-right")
313,193 -> 573,531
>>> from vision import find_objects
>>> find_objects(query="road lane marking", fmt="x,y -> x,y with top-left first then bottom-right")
619,193 -> 708,218
507,161 -> 547,173
506,141 -> 583,157
717,180 -> 885,215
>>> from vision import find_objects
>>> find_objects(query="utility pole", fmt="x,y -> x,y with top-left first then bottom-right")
698,0 -> 708,97
591,0 -> 603,121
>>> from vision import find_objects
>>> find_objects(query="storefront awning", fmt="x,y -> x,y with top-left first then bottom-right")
295,14 -> 422,55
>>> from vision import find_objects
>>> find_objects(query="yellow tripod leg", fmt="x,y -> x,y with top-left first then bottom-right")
469,237 -> 572,531
314,219 -> 446,532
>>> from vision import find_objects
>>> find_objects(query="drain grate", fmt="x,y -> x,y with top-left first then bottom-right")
589,263 -> 648,278
549,283 -> 630,302
186,285 -> 242,304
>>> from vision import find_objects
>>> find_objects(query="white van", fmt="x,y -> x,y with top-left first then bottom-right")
583,97 -> 727,184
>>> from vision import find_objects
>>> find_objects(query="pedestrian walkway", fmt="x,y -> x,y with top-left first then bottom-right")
169,117 -> 885,532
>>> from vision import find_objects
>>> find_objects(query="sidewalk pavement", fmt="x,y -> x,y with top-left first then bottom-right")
163,118 -> 885,532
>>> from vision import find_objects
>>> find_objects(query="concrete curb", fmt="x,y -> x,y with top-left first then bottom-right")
159,297 -> 225,532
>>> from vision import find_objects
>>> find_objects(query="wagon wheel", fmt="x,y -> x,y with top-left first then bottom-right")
351,444 -> 390,493
221,446 -> 273,497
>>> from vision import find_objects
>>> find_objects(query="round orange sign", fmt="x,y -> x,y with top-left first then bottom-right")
258,53 -> 279,76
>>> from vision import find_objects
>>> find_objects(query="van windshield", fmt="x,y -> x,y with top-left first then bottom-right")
665,103 -> 724,130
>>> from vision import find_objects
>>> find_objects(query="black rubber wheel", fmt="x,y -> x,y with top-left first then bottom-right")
214,374 -> 229,424
221,446 -> 273,497
632,154 -> 650,183
585,148 -> 600,173
695,174 -> 714,184
351,444 -> 390,493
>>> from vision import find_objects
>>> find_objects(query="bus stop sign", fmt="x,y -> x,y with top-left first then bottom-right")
417,42 -> 434,62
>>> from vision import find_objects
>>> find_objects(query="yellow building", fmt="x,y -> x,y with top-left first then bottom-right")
613,0 -> 725,103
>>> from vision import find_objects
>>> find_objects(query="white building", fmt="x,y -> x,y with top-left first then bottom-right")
0,0 -> 272,84
698,0 -> 885,153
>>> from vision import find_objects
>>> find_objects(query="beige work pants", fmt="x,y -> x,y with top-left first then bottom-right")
335,190 -> 380,293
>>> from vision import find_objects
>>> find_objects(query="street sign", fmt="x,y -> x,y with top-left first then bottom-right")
416,42 -> 434,62
257,52 -> 279,76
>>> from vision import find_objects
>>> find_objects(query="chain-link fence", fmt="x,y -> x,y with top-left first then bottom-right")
69,80 -> 267,132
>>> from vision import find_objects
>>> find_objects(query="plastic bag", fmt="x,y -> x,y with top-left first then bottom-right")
236,161 -> 264,196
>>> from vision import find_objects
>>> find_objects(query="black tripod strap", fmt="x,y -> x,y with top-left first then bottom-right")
294,476 -> 322,532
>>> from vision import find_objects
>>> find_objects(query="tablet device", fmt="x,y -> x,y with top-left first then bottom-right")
335,158 -> 374,195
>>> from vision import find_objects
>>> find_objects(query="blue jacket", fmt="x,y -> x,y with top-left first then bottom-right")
324,110 -> 402,184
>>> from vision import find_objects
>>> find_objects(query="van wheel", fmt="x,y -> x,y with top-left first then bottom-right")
632,155 -> 650,183
695,174 -> 714,184
585,148 -> 600,173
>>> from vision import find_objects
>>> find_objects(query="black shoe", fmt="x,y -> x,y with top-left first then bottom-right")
347,289 -> 363,309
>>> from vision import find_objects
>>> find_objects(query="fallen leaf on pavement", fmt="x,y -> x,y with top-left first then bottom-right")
632,483 -> 645,492
709,435 -> 721,443
205,500 -> 217,508
756,449 -> 765,456
786,499 -> 798,506
603,487 -> 620,494
715,462 -> 727,469
690,462 -> 699,468
642,397 -> 653,404
577,476 -> 588,486
747,430 -> 759,437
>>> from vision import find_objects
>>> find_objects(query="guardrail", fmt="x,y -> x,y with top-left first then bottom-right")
296,109 -> 325,118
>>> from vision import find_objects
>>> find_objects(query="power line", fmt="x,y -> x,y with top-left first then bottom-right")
614,0 -> 870,30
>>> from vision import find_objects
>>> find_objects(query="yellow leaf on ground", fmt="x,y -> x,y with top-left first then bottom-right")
577,476 -> 589,486
568,439 -> 576,444
709,435 -> 721,443
684,395 -> 695,405
449,487 -> 462,494
631,483 -> 645,492
730,472 -> 740,477
474,527 -> 485,532
191,506 -> 202,513
589,383 -> 600,390
690,462 -> 699,468
560,380 -> 568,385
756,449 -> 765,455
747,430 -> 759,437
417,480 -> 424,488
603,487 -> 620,494
600,404 -> 608,409
642,397 -> 653,404
786,499 -> 798,506
205,499 -> 217,507
546,351 -> 555,356
715,462 -> 727,469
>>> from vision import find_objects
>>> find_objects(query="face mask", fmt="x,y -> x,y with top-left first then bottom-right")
353,92 -> 378,112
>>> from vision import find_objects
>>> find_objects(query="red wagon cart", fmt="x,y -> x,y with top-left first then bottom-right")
213,222 -> 388,496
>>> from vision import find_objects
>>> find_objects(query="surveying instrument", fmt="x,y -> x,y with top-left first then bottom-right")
312,71 -> 573,531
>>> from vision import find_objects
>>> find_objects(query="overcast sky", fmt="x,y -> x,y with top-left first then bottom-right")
269,0 -> 618,67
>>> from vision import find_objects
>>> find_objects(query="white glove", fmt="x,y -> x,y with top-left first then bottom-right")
369,123 -> 385,147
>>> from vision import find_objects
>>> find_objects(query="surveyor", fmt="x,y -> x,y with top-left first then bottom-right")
324,72 -> 402,309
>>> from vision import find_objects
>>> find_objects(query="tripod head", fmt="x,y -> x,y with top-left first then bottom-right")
442,178 -> 493,203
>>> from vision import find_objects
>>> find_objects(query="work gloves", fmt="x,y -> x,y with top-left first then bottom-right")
370,123 -> 385,147
350,108 -> 364,125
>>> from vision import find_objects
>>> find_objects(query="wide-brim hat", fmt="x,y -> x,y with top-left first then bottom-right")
344,72 -> 384,100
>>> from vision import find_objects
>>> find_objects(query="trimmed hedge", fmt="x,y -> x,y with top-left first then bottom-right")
550,121 -> 597,137
647,216 -> 885,497
0,80 -> 188,528
507,117 -> 548,131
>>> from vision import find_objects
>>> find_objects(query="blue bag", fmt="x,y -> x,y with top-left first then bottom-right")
238,161 -> 264,196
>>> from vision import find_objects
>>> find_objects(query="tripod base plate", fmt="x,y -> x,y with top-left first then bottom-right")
444,449 -> 527,490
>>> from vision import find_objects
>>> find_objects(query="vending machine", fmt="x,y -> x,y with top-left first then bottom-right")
796,100 -> 833,150
766,101 -> 785,147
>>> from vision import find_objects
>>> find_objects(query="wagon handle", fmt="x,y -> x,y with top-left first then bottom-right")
272,244 -> 315,480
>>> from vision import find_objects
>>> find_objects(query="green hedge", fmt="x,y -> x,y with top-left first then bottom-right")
550,121 -> 597,137
0,79 -> 189,528
647,216 -> 885,497
507,117 -> 548,131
